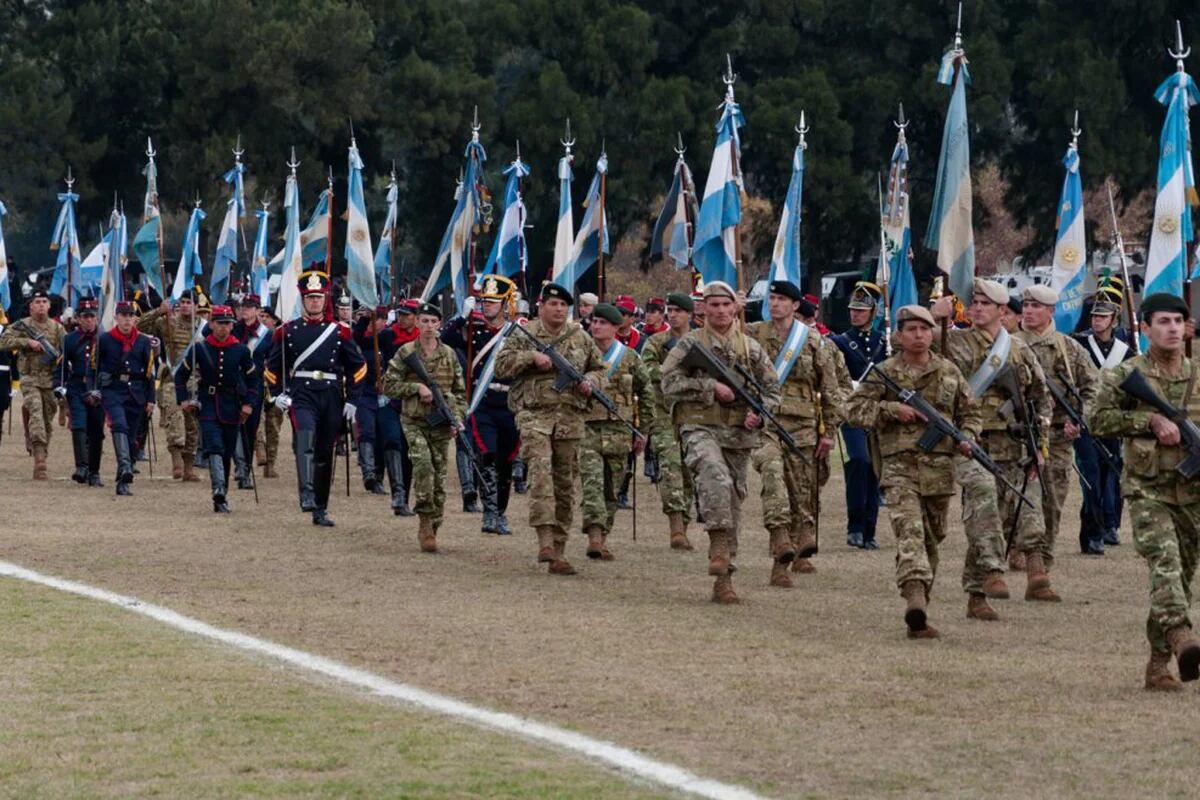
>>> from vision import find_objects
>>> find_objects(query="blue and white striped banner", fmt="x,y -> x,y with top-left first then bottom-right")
171,206 -> 207,301
559,154 -> 608,293
694,90 -> 745,288
375,178 -> 399,305
926,51 -> 975,302
479,155 -> 530,285
422,136 -> 487,318
551,153 -> 575,284
763,141 -> 805,320
1145,70 -> 1200,298
882,134 -> 917,327
345,139 -> 379,308
1051,145 -> 1088,333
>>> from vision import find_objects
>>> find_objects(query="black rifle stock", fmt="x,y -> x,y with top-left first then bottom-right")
1046,374 -> 1117,471
1119,367 -> 1200,478
401,351 -> 487,487
994,364 -> 1047,554
11,320 -> 61,365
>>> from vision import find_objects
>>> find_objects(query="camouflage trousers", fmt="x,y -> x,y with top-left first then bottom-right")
1130,497 -> 1200,654
258,404 -> 283,467
752,435 -> 827,550
1041,435 -> 1073,558
956,456 -> 1017,594
158,371 -> 199,454
680,428 -> 750,559
22,386 -> 57,448
652,426 -> 693,519
885,478 -> 951,593
405,422 -> 451,527
580,422 -> 631,533
516,410 -> 583,542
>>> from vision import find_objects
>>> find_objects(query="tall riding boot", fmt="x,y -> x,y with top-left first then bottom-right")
311,454 -> 334,527
87,431 -> 105,487
1024,552 -> 1062,602
71,430 -> 89,483
385,449 -> 414,516
358,441 -> 384,494
113,433 -> 134,496
294,430 -> 317,512
480,463 -> 500,533
210,454 -> 231,513
458,446 -> 479,512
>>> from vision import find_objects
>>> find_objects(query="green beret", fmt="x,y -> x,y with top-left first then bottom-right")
1140,292 -> 1190,322
665,292 -> 694,313
592,303 -> 623,326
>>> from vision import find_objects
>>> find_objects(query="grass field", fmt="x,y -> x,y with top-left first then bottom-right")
3,416 -> 1200,798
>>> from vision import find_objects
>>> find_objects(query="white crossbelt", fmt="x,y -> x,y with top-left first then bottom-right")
0,365 -> 10,372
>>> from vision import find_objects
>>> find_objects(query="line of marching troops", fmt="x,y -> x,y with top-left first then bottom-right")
5,264 -> 1200,691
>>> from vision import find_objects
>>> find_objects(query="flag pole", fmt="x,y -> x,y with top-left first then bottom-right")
675,133 -> 699,293
389,162 -> 398,302
878,172 -> 892,356
1169,19 -> 1195,345
1106,182 -> 1140,354
325,166 -> 334,276
64,167 -> 75,310
723,54 -> 745,318
515,140 -> 530,299
598,139 -> 607,302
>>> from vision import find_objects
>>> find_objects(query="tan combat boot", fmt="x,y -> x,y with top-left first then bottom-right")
536,526 -> 556,563
585,525 -> 605,560
712,574 -> 740,604
32,444 -> 49,480
982,570 -> 1010,600
1008,550 -> 1026,571
668,512 -> 693,551
793,528 -> 819,559
169,448 -> 184,480
792,557 -> 816,574
255,441 -> 267,466
1145,649 -> 1183,691
263,462 -> 279,478
902,581 -> 938,638
181,452 -> 201,482
548,537 -> 576,575
769,561 -> 794,588
417,515 -> 438,553
598,533 -> 615,561
1024,553 -> 1061,602
1166,625 -> 1200,682
769,526 -> 797,564
966,593 -> 999,621
707,529 -> 731,576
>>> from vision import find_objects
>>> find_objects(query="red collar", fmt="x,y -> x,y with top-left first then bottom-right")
109,326 -> 140,352
205,333 -> 239,348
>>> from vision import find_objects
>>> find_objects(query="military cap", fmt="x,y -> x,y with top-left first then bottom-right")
241,293 -> 262,308
479,274 -> 516,301
768,280 -> 803,302
702,281 -> 736,300
211,304 -> 235,322
1140,292 -> 1190,322
374,305 -> 389,318
1092,285 -> 1123,316
1006,295 -> 1023,315
895,304 -> 935,328
298,270 -> 331,296
261,308 -> 282,324
798,298 -> 818,318
972,278 -> 1008,305
646,296 -> 666,311
417,301 -> 442,319
803,293 -> 820,306
614,294 -> 637,314
115,300 -> 138,316
396,298 -> 419,315
75,297 -> 99,315
665,292 -> 694,312
540,282 -> 574,305
848,281 -> 883,310
592,303 -> 623,325
1022,284 -> 1059,305
29,288 -> 50,301
1098,274 -> 1125,293
195,288 -> 212,310
577,292 -> 598,306
335,293 -> 353,309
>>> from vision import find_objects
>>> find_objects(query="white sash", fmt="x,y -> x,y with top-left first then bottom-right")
291,322 -> 339,377
466,322 -> 514,416
966,327 -> 1012,398
1087,334 -> 1129,370
773,320 -> 810,384
603,340 -> 629,377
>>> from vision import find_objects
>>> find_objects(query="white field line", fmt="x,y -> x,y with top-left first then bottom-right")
0,559 -> 767,800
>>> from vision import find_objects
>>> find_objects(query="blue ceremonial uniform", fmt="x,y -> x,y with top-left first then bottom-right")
174,335 -> 260,458
1073,329 -> 1133,549
352,317 -> 407,499
55,327 -> 106,483
96,326 -> 156,494
830,325 -> 886,547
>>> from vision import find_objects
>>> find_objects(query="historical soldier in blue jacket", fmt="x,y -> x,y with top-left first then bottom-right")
97,300 -> 157,496
55,297 -> 105,486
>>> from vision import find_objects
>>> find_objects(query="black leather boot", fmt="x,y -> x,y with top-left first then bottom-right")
295,430 -> 317,512
359,441 -> 385,494
210,454 -> 231,513
71,429 -> 89,483
87,431 -> 105,487
113,432 -> 134,496
386,449 -> 414,516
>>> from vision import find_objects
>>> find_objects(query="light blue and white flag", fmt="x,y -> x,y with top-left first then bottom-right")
273,171 -> 303,322
1050,141 -> 1088,332
132,145 -> 163,299
694,85 -> 746,288
421,134 -> 487,317
374,175 -> 399,304
251,206 -> 271,306
763,132 -> 806,319
210,173 -> 241,305
649,152 -> 699,271
49,187 -> 82,300
881,127 -> 917,327
78,232 -> 107,292
300,188 -> 331,267
101,208 -> 128,330
560,153 -> 608,292
171,206 -> 207,301
479,153 -> 530,285
551,150 -> 575,283
345,138 -> 378,307
0,200 -> 9,312
925,44 -> 975,302
1145,69 -> 1200,297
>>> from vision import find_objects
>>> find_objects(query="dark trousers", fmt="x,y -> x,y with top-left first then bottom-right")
68,387 -> 106,440
471,408 -> 519,512
290,390 -> 341,506
102,392 -> 144,436
1075,434 -> 1123,546
841,425 -> 880,539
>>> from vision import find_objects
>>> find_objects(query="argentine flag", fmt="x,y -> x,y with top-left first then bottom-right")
274,173 -> 303,323
560,153 -> 608,293
881,132 -> 917,327
1050,144 -> 1088,333
78,233 -> 108,293
479,154 -> 530,285
132,148 -> 163,299
693,88 -> 745,288
374,177 -> 399,304
210,198 -> 239,305
422,137 -> 487,317
0,201 -> 9,312
171,206 -> 206,301
251,206 -> 271,305
49,189 -> 82,300
763,138 -> 806,320
649,155 -> 698,271
1145,69 -> 1200,298
551,152 -> 575,283
345,139 -> 378,308
926,50 -> 975,302
101,209 -> 127,330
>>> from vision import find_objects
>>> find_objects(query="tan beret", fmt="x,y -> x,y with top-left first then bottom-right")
702,280 -> 736,300
1021,284 -> 1059,306
972,278 -> 1008,305
895,304 -> 936,327
578,292 -> 599,306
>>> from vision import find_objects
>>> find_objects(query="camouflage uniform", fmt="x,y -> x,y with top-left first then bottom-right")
580,343 -> 656,550
1017,325 -> 1099,559
259,401 -> 283,475
662,325 -> 780,600
1089,355 -> 1200,656
939,327 -> 1051,594
0,316 -> 66,449
139,306 -> 201,464
641,330 -> 693,519
382,340 -> 465,530
494,319 -> 606,558
745,320 -> 844,564
847,354 -> 981,593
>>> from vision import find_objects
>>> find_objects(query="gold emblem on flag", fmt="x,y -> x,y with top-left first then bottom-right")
1160,215 -> 1180,235
1061,245 -> 1081,266
352,228 -> 367,243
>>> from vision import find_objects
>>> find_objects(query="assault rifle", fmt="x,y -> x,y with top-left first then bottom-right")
676,339 -> 803,457
1119,367 -> 1200,478
995,365 -> 1047,554
863,364 -> 1034,510
1046,373 -> 1117,471
10,320 -> 61,365
511,323 -> 642,438
402,351 -> 479,468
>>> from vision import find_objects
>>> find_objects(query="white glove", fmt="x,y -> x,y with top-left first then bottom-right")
274,393 -> 293,412
53,386 -> 67,398
377,394 -> 389,408
342,402 -> 357,423
61,307 -> 74,323
463,296 -> 476,315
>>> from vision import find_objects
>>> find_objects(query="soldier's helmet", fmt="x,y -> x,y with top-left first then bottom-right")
298,269 -> 331,296
848,281 -> 883,310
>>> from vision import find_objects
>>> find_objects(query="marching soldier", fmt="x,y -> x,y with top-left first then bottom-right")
96,301 -> 156,496
642,292 -> 698,550
661,281 -> 781,604
746,280 -> 844,588
140,291 -> 202,481
54,297 -> 105,486
1088,293 -> 1200,690
264,269 -> 367,527
1017,285 -> 1100,563
830,281 -> 887,549
0,289 -> 66,479
495,283 -> 607,576
581,303 -> 654,561
175,304 -> 260,513
383,302 -> 466,553
847,306 -> 982,638
931,278 -> 1054,618
639,297 -> 669,339
231,294 -> 271,489
388,299 -> 420,514
441,275 -> 521,534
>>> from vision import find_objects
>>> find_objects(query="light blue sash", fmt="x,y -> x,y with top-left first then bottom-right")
773,320 -> 810,384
